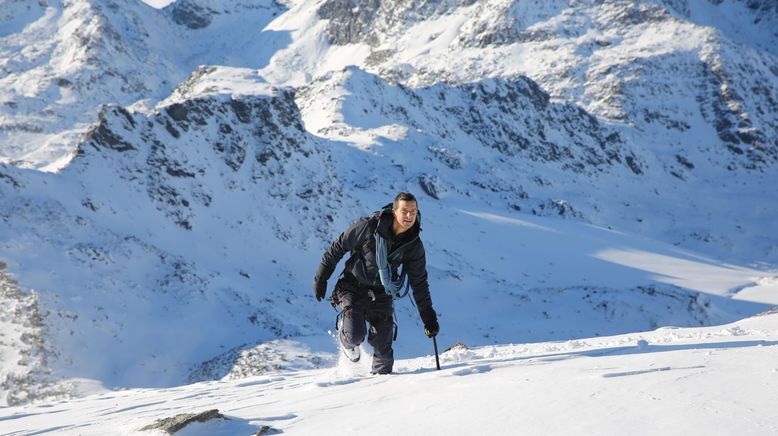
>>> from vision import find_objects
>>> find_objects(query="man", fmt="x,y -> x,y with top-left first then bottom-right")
313,192 -> 439,375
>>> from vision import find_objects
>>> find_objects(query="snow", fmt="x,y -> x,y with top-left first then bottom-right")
0,0 -> 777,433
143,0 -> 176,9
590,247 -> 769,298
159,66 -> 274,105
2,312 -> 778,435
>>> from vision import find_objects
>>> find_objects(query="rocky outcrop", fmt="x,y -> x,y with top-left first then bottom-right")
698,50 -> 778,170
168,0 -> 218,29
0,264 -> 70,406
318,0 -> 476,45
75,84 -> 339,233
140,409 -> 227,434
188,339 -> 329,383
300,68 -> 636,176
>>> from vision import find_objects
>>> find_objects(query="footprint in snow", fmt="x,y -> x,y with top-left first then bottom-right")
450,364 -> 493,376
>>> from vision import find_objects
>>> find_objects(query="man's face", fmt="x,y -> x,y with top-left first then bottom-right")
393,200 -> 418,233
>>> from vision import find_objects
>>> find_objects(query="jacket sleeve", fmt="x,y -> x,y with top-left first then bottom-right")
314,218 -> 368,283
405,240 -> 433,313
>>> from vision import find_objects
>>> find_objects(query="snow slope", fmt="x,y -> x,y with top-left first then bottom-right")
2,116 -> 777,403
1,0 -> 777,412
296,65 -> 778,265
2,311 -> 778,435
0,0 -> 285,171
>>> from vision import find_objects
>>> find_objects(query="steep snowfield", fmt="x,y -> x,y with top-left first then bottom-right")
0,0 -> 777,414
2,311 -> 778,435
2,121 -> 776,403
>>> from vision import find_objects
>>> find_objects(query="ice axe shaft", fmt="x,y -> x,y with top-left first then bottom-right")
433,336 -> 441,370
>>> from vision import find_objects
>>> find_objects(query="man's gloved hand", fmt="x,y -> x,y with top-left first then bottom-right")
420,306 -> 439,337
313,279 -> 328,302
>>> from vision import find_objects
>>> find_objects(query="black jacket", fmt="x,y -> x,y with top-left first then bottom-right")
315,205 -> 433,313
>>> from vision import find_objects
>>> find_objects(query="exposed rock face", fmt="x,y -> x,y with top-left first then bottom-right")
299,68 -> 636,176
168,0 -> 217,29
318,0 -> 778,49
315,0 -> 778,173
318,0 -> 476,45
318,0 -> 381,45
698,50 -> 778,170
75,86 -> 337,233
448,78 -> 632,172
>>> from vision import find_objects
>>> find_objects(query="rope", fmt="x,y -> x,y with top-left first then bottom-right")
374,233 -> 410,300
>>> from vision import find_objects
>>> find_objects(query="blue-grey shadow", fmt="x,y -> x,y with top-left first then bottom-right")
406,340 -> 778,376
163,1 -> 293,71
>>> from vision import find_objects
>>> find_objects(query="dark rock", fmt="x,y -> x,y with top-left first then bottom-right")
676,154 -> 695,169
318,0 -> 381,45
365,49 -> 395,66
701,58 -> 777,169
256,425 -> 281,435
532,199 -> 584,219
427,145 -> 463,169
166,103 -> 189,122
727,144 -> 744,155
169,1 -> 216,29
82,199 -> 98,211
0,168 -> 21,189
165,166 -> 195,178
164,119 -> 181,138
140,409 -> 227,434
610,2 -> 672,26
0,267 -> 66,406
87,115 -> 136,152
231,99 -> 252,123
444,342 -> 469,352
625,155 -> 643,175
418,174 -> 440,199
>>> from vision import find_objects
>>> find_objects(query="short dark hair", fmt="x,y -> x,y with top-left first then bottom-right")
393,192 -> 417,209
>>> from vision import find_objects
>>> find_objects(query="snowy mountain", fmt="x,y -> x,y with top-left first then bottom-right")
0,0 -> 284,171
272,0 -> 778,262
0,0 -> 777,417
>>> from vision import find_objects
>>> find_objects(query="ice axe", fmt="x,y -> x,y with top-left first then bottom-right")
432,336 -> 441,370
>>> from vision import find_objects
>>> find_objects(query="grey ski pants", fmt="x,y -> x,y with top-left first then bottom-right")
337,285 -> 395,374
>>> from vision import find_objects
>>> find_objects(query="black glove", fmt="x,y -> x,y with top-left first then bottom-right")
313,279 -> 328,302
420,306 -> 439,337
